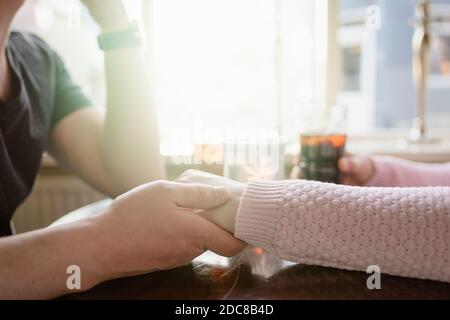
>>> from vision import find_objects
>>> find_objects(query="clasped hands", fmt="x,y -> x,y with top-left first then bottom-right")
81,172 -> 245,286
172,154 -> 376,235
74,154 -> 373,287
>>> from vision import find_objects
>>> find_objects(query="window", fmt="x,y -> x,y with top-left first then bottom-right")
150,0 -> 321,155
338,0 -> 450,134
13,0 -> 330,157
341,46 -> 362,92
13,0 -> 142,107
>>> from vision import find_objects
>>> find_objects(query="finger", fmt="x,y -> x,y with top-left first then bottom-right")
177,177 -> 190,184
198,203 -> 237,234
340,175 -> 361,186
176,170 -> 220,183
175,170 -> 193,182
339,156 -> 369,177
338,156 -> 353,173
199,219 -> 246,257
171,183 -> 230,209
176,169 -> 203,183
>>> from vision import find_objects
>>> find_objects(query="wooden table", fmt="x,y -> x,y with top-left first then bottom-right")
57,202 -> 450,300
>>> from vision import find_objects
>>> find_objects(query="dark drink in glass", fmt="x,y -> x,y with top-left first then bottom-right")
299,134 -> 346,184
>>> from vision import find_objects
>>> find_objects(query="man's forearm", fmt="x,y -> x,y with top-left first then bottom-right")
100,45 -> 166,191
78,1 -> 165,191
0,219 -> 106,299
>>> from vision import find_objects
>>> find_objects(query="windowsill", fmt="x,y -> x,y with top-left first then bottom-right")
345,129 -> 450,163
40,128 -> 450,179
40,154 -> 224,180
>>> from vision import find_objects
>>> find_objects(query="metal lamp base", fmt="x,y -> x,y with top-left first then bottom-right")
409,117 -> 439,144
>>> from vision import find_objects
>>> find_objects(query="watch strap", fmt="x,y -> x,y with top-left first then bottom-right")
97,21 -> 142,51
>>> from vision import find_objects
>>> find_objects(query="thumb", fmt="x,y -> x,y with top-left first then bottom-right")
339,156 -> 374,182
171,183 -> 230,209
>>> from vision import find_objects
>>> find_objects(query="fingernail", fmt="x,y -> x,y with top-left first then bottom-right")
214,187 -> 229,202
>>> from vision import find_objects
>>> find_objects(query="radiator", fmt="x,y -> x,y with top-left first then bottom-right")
12,175 -> 106,234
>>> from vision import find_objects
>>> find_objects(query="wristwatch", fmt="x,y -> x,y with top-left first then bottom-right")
97,21 -> 142,51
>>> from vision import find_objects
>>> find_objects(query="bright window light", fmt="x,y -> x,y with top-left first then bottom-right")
148,0 -> 318,155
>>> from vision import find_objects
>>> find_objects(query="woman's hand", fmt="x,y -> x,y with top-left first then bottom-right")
90,180 -> 245,282
177,170 -> 245,234
338,155 -> 375,186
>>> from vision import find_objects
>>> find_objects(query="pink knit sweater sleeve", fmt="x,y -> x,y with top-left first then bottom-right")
235,181 -> 450,283
366,156 -> 450,187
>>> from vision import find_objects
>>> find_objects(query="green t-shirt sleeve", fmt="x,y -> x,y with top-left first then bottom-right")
51,53 -> 94,127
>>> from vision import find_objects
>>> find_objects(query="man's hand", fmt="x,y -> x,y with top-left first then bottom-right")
177,170 -> 245,234
92,180 -> 245,281
338,155 -> 375,186
0,180 -> 244,299
81,0 -> 130,32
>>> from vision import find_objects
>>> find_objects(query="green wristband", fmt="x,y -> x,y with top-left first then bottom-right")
97,21 -> 142,51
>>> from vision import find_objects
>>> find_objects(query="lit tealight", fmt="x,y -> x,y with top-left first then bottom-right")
254,247 -> 264,255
